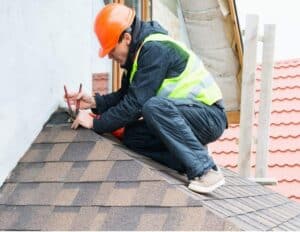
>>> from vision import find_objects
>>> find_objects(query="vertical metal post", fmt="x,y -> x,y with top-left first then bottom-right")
238,15 -> 259,177
255,24 -> 276,178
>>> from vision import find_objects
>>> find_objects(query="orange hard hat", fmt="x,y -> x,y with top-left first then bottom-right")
94,3 -> 135,57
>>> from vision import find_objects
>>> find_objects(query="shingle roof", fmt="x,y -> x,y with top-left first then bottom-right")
210,58 -> 300,202
1,111 -> 300,230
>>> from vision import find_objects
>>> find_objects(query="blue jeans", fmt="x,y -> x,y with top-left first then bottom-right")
123,97 -> 227,180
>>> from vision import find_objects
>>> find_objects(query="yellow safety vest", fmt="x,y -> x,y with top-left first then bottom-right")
129,34 -> 222,105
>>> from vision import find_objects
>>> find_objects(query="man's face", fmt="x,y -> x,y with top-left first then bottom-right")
108,32 -> 131,65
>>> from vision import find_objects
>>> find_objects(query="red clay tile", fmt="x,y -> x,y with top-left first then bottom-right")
210,59 -> 300,202
92,73 -> 109,95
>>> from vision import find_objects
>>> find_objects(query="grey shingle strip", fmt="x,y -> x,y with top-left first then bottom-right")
70,206 -> 99,230
1,181 -> 202,207
21,141 -> 128,163
60,142 -> 96,161
230,215 -> 269,231
0,205 -> 237,231
6,160 -> 164,183
2,122 -> 300,231
228,216 -> 262,231
20,143 -> 54,163
0,205 -> 54,231
203,194 -> 293,220
202,200 -> 239,217
34,126 -> 102,144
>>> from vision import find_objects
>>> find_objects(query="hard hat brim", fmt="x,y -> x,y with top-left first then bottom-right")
99,46 -> 111,58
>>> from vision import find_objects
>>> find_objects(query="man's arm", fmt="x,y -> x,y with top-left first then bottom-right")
91,72 -> 129,115
92,42 -> 170,134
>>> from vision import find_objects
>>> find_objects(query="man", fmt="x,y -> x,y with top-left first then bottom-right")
66,3 -> 228,193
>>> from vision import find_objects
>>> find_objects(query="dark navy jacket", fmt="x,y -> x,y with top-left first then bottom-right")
92,17 -> 189,134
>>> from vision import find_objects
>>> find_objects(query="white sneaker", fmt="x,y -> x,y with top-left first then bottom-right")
188,168 -> 225,193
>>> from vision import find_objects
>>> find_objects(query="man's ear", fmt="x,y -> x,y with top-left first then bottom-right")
124,32 -> 132,45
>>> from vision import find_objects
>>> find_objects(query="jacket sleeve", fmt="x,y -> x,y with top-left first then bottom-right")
91,72 -> 129,115
92,42 -> 171,134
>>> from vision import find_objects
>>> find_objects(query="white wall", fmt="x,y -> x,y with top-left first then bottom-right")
0,0 -> 111,185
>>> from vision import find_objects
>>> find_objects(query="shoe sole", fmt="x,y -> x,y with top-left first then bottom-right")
188,178 -> 225,194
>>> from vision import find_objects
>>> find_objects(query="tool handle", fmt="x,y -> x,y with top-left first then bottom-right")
64,85 -> 73,116
76,83 -> 82,115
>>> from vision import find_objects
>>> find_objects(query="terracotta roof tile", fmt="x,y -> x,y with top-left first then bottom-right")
210,59 -> 300,203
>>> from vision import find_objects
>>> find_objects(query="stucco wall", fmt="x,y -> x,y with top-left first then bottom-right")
0,0 -> 110,185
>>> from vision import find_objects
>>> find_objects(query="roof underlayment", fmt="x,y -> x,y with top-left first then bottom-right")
180,0 -> 242,112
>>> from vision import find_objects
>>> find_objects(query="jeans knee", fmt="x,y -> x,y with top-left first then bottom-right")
142,97 -> 165,119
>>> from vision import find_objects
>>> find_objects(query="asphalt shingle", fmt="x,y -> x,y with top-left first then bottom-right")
1,120 -> 300,230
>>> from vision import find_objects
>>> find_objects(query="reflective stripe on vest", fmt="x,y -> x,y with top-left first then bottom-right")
129,34 -> 222,105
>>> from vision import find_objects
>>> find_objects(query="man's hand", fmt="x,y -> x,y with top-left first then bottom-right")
64,92 -> 96,109
71,110 -> 94,130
